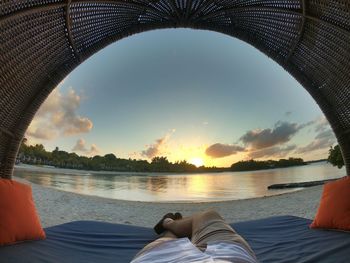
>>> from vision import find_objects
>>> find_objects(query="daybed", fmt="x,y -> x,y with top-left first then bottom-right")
1,215 -> 350,263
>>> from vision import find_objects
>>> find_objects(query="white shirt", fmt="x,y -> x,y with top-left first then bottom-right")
131,238 -> 258,263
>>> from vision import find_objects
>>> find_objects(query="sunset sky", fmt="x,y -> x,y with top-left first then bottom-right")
26,29 -> 336,167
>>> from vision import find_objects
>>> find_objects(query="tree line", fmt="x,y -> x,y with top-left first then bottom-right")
327,145 -> 344,168
17,139 -> 345,173
230,145 -> 346,172
17,141 -> 221,173
230,158 -> 306,172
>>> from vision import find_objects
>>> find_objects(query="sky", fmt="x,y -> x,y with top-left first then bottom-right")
26,29 -> 337,167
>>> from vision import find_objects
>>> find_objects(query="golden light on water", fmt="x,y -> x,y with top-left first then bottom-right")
189,157 -> 204,167
188,175 -> 208,194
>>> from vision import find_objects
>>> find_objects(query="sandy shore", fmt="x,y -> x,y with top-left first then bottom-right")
16,177 -> 323,228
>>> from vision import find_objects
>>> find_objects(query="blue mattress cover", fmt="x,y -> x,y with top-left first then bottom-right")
1,215 -> 349,262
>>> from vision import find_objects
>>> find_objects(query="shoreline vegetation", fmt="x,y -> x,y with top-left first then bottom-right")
230,158 -> 307,171
17,141 -> 333,174
17,142 -> 323,174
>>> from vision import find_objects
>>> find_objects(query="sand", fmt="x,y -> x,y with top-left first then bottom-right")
16,177 -> 323,228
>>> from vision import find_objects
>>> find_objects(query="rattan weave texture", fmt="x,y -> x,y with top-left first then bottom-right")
0,0 -> 349,178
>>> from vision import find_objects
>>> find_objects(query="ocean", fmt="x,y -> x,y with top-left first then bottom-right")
14,162 -> 346,202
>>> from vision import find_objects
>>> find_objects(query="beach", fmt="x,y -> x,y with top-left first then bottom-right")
18,177 -> 323,228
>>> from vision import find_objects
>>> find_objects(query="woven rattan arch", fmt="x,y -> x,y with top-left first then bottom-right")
1,0 -> 350,178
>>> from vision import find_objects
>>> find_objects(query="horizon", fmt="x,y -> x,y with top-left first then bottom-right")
20,141 -> 328,169
25,29 -> 336,167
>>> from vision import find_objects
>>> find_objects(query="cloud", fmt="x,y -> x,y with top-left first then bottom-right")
295,116 -> 334,154
141,132 -> 173,159
240,121 -> 301,150
205,143 -> 245,158
313,116 -> 331,133
89,144 -> 100,156
205,117 -> 333,161
26,126 -> 57,140
205,120 -> 311,159
72,139 -> 100,156
248,145 -> 297,159
296,129 -> 336,154
72,138 -> 89,152
298,120 -> 315,130
128,151 -> 139,159
26,86 -> 93,140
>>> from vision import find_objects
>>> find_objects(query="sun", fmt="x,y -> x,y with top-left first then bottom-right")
189,157 -> 204,167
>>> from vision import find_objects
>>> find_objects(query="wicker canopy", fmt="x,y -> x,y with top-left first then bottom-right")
0,0 -> 349,178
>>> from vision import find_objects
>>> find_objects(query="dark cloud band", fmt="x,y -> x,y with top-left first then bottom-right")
205,143 -> 245,158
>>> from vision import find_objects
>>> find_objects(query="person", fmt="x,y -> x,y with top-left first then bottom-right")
131,210 -> 258,263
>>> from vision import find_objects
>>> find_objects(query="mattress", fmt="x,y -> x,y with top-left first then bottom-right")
1,215 -> 349,262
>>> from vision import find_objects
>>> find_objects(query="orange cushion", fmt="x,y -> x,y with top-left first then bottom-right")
311,176 -> 350,230
0,179 -> 46,246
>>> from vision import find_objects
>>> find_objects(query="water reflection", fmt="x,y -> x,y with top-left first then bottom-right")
14,162 -> 346,202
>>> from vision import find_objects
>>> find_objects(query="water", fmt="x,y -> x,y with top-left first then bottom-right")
14,162 -> 346,202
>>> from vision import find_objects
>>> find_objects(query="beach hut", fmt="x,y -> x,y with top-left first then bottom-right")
1,1 -> 350,262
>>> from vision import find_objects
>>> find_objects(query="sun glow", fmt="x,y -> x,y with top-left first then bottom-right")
189,157 -> 204,167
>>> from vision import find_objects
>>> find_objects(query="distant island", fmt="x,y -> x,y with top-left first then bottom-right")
230,158 -> 306,172
17,141 -> 314,173
305,159 -> 327,164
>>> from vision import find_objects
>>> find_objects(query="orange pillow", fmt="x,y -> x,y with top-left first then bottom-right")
0,179 -> 46,246
311,176 -> 350,230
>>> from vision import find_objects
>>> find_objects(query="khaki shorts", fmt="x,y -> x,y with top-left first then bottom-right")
191,217 -> 255,258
